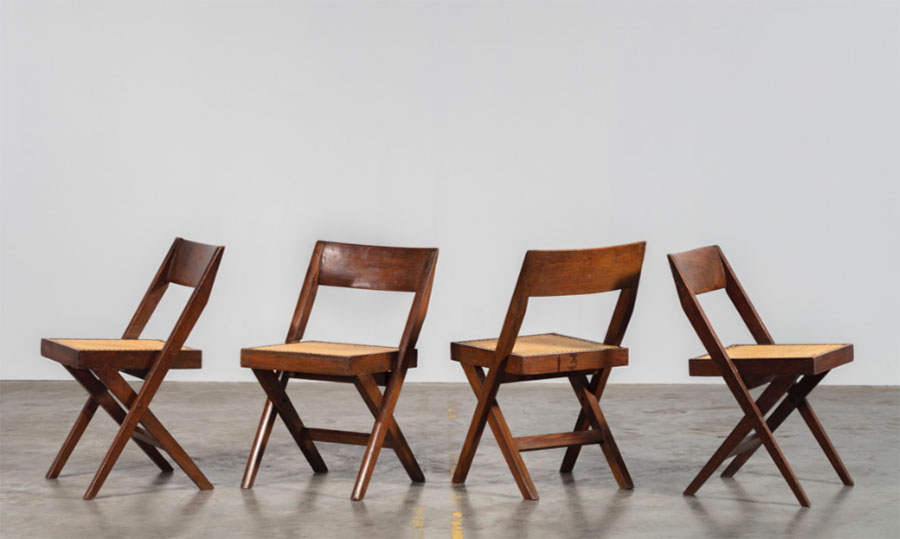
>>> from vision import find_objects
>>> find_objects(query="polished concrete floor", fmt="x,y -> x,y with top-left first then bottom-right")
0,381 -> 897,538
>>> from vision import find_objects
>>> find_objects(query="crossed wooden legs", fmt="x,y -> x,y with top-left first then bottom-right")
452,365 -> 632,500
685,371 -> 853,507
47,366 -> 212,499
241,369 -> 424,500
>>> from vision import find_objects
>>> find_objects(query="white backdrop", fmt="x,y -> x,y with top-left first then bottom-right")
1,0 -> 897,385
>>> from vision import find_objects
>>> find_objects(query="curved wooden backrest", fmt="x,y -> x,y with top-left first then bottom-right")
122,237 -> 225,369
490,241 -> 647,368
287,241 -> 439,367
667,245 -> 726,295
167,239 -> 223,288
521,242 -> 646,297
317,242 -> 436,292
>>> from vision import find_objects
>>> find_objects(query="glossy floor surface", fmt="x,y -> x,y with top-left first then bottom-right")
1,381 -> 897,538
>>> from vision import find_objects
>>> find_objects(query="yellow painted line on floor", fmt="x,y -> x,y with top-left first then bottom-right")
451,510 -> 464,539
449,404 -> 463,538
411,504 -> 424,538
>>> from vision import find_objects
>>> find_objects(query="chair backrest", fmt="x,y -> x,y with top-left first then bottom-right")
286,241 -> 438,367
667,245 -> 773,376
491,241 -> 646,367
122,238 -> 225,368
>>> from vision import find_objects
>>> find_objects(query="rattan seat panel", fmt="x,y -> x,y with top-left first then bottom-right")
241,341 -> 409,376
250,341 -> 398,357
41,338 -> 201,370
52,339 -> 195,352
461,333 -> 615,357
451,333 -> 628,375
698,344 -> 845,360
689,343 -> 853,377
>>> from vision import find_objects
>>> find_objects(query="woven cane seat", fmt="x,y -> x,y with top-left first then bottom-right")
241,340 -> 415,375
451,333 -> 627,375
41,338 -> 201,370
690,344 -> 853,377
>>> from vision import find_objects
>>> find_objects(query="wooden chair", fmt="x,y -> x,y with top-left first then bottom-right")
42,237 -> 225,499
451,241 -> 646,500
668,245 -> 854,507
240,241 -> 438,501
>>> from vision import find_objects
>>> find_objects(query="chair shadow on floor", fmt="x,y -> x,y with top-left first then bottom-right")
450,475 -> 632,539
685,482 -> 853,537
81,488 -> 211,537
239,470 -> 426,532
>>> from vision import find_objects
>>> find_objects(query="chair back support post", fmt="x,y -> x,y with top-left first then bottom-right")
156,245 -> 224,367
395,252 -> 438,369
119,238 -> 224,377
286,241 -> 327,343
720,250 -> 774,345
668,246 -> 768,407
490,272 -> 530,373
603,277 -> 641,347
122,242 -> 178,339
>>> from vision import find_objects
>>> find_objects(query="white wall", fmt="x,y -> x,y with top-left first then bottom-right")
1,0 -> 897,385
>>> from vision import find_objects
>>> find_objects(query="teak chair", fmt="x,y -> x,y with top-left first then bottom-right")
450,241 -> 646,500
668,245 -> 854,507
42,237 -> 225,499
240,241 -> 438,501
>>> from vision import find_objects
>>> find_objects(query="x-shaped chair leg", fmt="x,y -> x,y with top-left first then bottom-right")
454,363 -> 539,500
242,371 -> 423,496
241,372 -> 291,489
684,375 -> 811,506
354,374 -> 425,484
252,369 -> 328,474
722,372 -> 853,485
47,366 -> 173,480
568,373 -> 634,489
559,368 -> 611,473
352,368 -> 413,500
85,368 -> 212,499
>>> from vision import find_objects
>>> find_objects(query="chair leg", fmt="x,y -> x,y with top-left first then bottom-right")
94,369 -> 213,499
796,399 -> 853,486
458,363 -> 538,500
686,375 -> 810,506
569,374 -> 633,489
352,368 -> 410,500
452,362 -> 509,485
62,366 -> 173,474
755,418 -> 810,506
241,372 -> 289,489
46,397 -> 99,479
722,373 -> 827,477
355,374 -> 425,483
560,368 -> 610,473
252,369 -> 327,474
685,376 -> 795,495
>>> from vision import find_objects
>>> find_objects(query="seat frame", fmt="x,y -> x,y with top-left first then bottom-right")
668,245 -> 854,507
452,242 -> 646,500
240,241 -> 438,501
44,237 -> 224,499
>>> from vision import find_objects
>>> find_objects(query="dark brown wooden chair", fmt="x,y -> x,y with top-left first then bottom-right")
42,237 -> 225,499
451,241 -> 646,500
240,241 -> 438,501
668,245 -> 854,507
